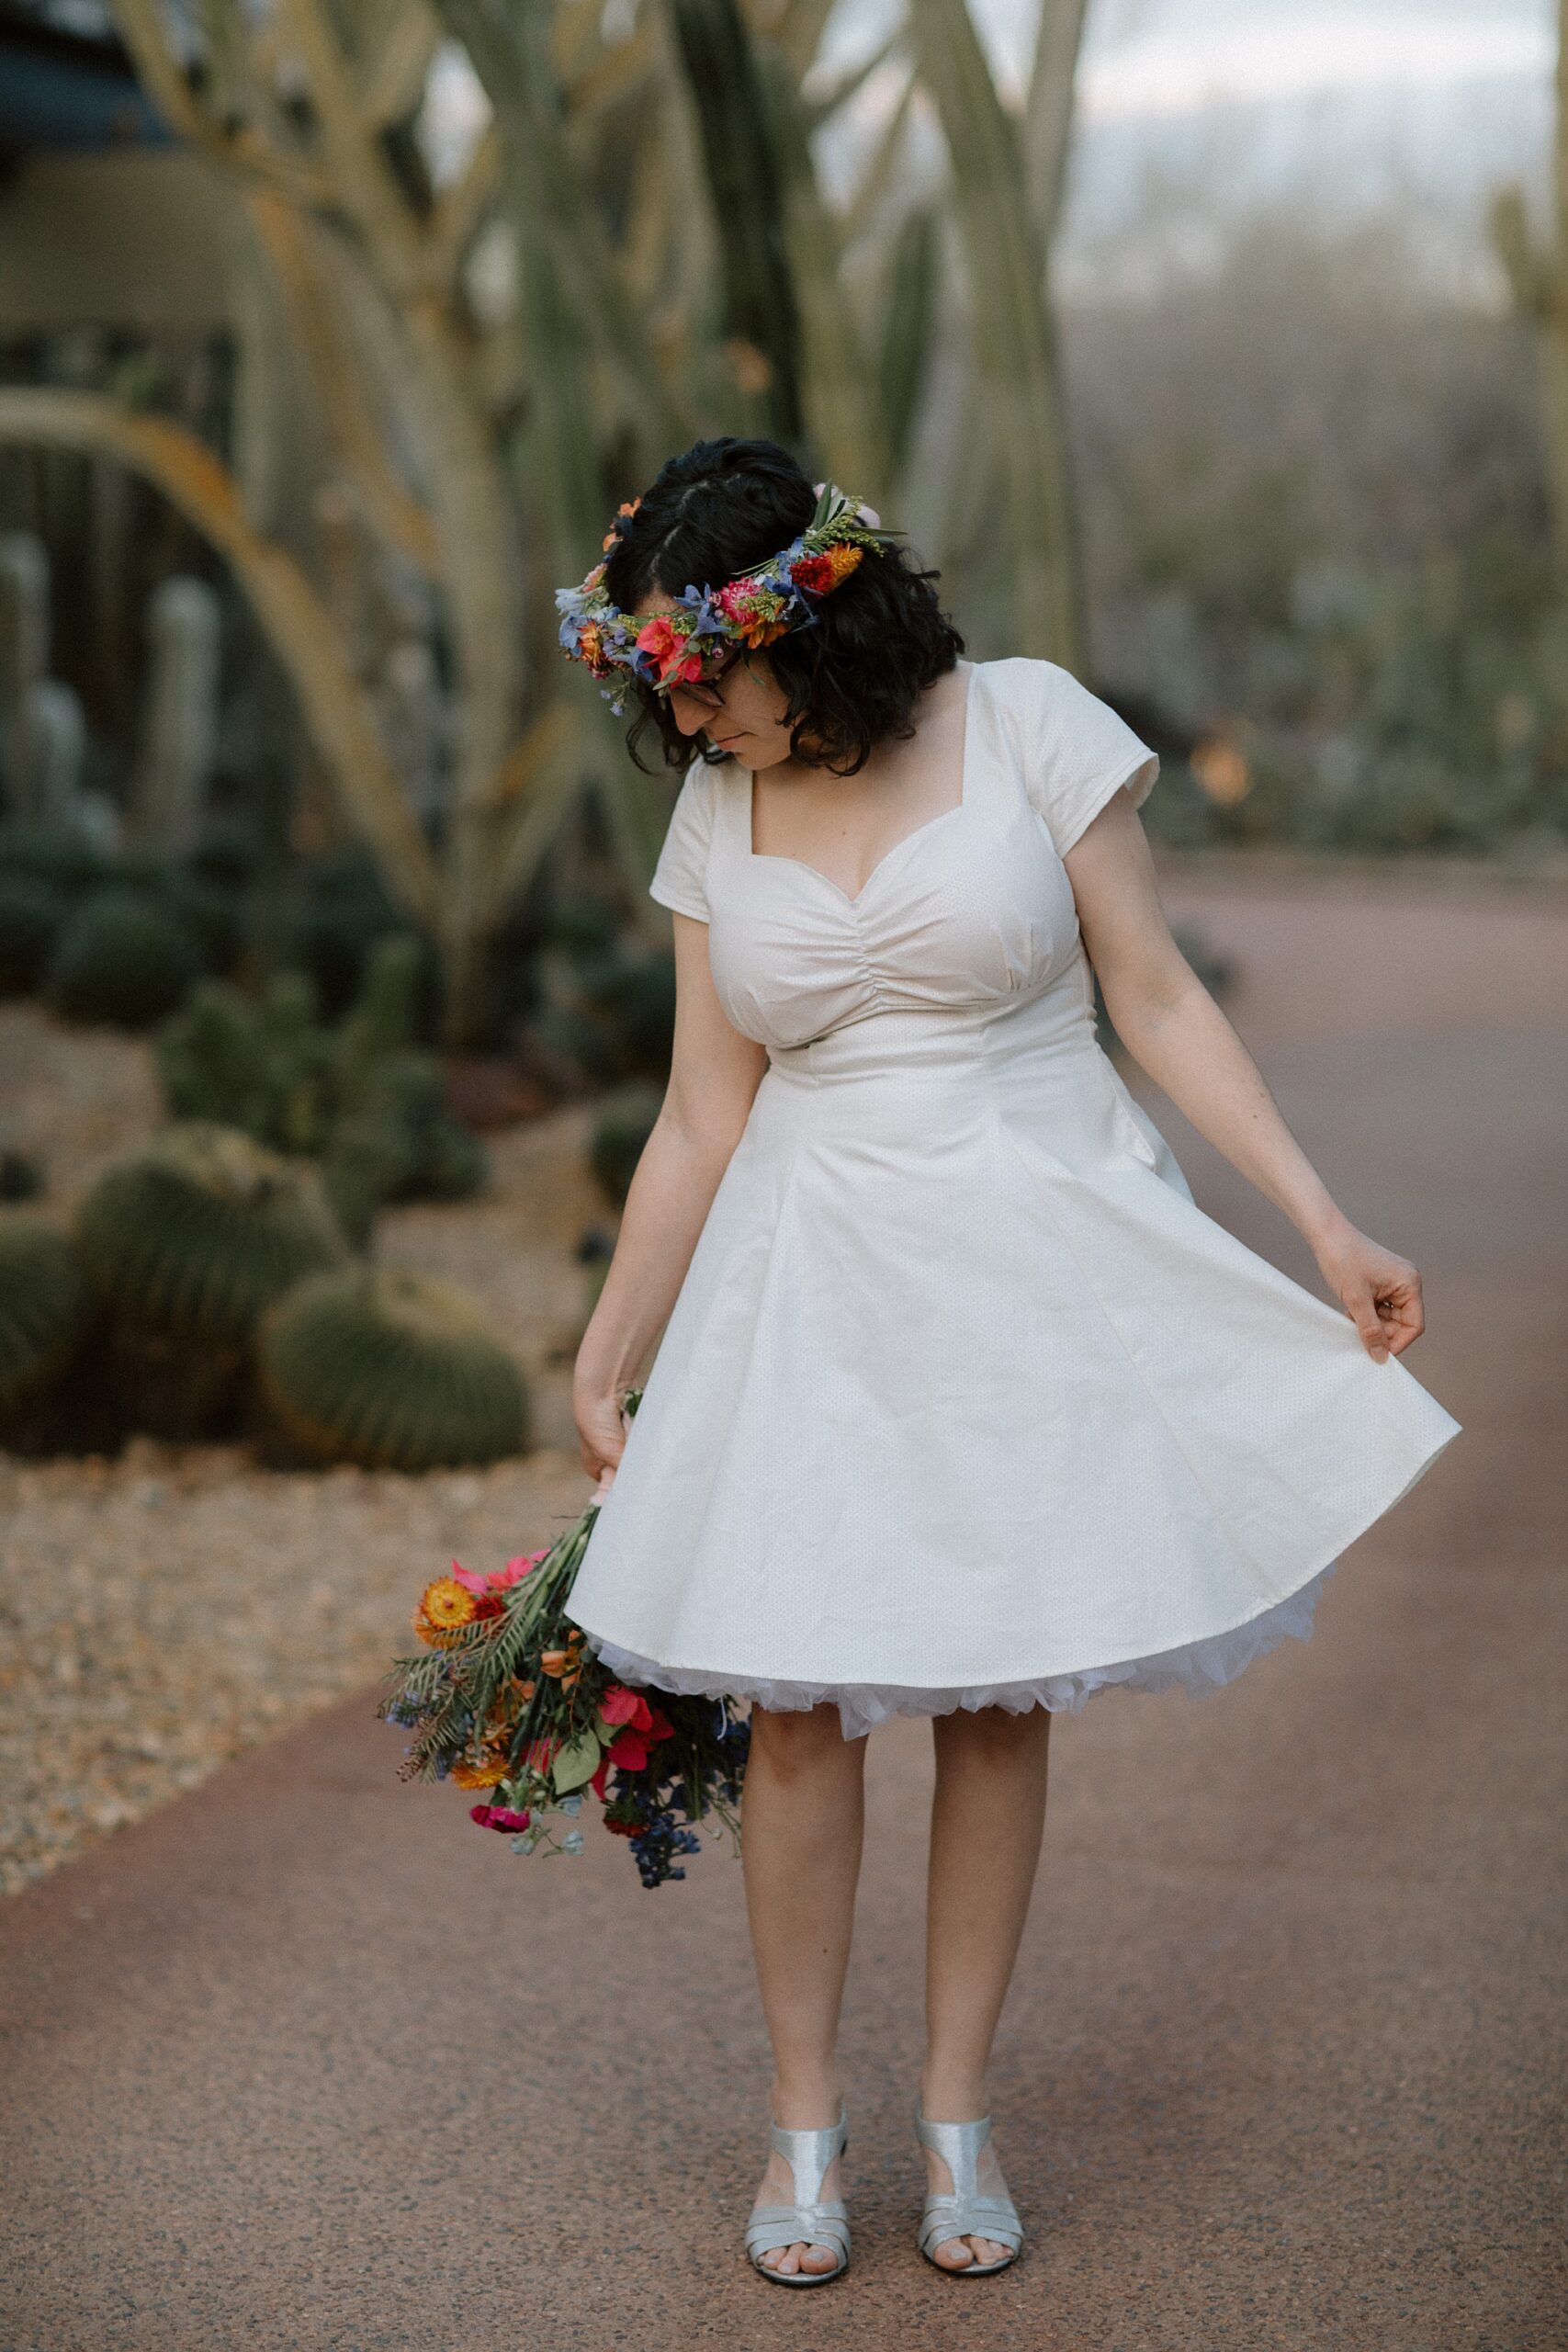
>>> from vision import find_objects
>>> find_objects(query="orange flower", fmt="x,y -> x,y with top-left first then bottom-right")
413,1577 -> 476,1648
540,1648 -> 572,1677
451,1751 -> 508,1790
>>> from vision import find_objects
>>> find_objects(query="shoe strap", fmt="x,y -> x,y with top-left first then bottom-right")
768,2099 -> 847,2207
915,2110 -> 992,2202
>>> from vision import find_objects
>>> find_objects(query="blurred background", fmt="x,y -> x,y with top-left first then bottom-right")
0,0 -> 1562,1890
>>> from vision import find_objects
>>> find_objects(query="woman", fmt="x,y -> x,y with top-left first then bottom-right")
560,439 -> 1459,2286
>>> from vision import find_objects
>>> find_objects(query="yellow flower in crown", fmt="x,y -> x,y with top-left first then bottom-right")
413,1576 -> 476,1648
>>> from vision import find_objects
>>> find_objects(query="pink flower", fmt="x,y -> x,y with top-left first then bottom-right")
469,1804 -> 530,1834
450,1547 -> 547,1597
599,1683 -> 648,1729
492,1549 -> 548,1590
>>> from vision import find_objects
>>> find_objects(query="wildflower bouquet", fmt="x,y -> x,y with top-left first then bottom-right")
379,1396 -> 748,1887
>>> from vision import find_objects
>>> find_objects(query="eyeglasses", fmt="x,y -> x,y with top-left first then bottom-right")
672,647 -> 746,712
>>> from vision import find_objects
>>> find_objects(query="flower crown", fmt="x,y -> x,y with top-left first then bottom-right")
555,480 -> 891,714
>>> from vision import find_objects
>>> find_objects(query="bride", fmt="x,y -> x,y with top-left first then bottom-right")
558,438 -> 1459,2284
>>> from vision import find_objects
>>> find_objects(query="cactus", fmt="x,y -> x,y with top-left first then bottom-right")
157,975 -> 333,1153
0,873 -> 65,996
590,1082 -> 665,1209
0,1213 -> 91,1414
76,1124 -> 348,1348
0,819 -> 109,895
289,851 -> 412,1019
323,1049 -> 486,1248
335,931 -> 423,1071
156,947 -> 485,1244
259,1265 -> 529,1472
48,892 -> 203,1029
131,574 -> 221,857
0,533 -> 90,831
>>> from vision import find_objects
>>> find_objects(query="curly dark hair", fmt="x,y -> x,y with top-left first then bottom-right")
599,437 -> 964,777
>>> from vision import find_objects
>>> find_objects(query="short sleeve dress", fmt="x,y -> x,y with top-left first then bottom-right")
570,657 -> 1461,1737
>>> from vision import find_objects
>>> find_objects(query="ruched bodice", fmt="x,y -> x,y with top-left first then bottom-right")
570,655 -> 1461,1737
705,662 -> 1086,1053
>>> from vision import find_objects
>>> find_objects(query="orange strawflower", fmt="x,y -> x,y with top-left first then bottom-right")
413,1576 -> 476,1648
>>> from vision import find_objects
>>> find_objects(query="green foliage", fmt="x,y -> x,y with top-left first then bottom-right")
0,820 -> 111,897
259,1264 -> 529,1472
877,208 -> 940,477
0,1213 -> 90,1412
288,849 -> 421,1020
156,938 -> 488,1246
76,1123 -> 348,1347
0,873 -> 65,996
529,899 -> 678,1086
158,973 -> 333,1153
589,1082 -> 664,1209
1076,206 -> 1568,855
47,892 -> 204,1029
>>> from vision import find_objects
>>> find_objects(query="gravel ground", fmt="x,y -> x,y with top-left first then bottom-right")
0,1005 -> 615,1896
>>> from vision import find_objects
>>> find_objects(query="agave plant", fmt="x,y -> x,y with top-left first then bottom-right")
0,0 -> 1095,1037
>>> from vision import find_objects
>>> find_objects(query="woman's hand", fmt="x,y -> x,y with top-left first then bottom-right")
1311,1217 -> 1425,1362
573,1372 -> 629,1482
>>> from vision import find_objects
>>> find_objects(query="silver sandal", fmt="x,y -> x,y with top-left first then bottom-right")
745,2101 -> 851,2287
916,2110 -> 1022,2276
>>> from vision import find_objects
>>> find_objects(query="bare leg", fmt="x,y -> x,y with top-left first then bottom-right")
921,1704 -> 1052,2268
741,1702 -> 867,2275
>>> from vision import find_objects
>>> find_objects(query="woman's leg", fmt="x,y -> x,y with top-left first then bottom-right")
921,1704 -> 1053,2268
741,1702 -> 867,2274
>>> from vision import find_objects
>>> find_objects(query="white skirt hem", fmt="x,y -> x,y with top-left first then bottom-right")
588,1563 -> 1337,1741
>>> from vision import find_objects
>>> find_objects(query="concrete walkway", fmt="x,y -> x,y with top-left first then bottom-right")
4,865 -> 1564,2351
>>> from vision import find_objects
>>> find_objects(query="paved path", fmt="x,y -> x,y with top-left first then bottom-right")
4,866 -> 1565,2351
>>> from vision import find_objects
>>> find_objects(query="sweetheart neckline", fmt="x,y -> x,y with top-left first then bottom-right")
743,659 -> 980,910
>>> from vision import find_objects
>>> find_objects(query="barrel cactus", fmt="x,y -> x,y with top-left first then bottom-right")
259,1265 -> 529,1472
48,891 -> 202,1029
75,1124 -> 348,1346
0,1213 -> 90,1414
0,872 -> 64,995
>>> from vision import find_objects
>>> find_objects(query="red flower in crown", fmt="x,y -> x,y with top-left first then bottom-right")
791,552 -> 838,595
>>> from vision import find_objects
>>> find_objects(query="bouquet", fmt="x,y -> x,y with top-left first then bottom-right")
379,1394 -> 749,1887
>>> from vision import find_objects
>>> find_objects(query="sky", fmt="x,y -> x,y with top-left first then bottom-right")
415,0 -> 1556,294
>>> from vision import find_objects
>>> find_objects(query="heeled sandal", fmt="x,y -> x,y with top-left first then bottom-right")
745,2101 -> 851,2287
916,2110 -> 1023,2276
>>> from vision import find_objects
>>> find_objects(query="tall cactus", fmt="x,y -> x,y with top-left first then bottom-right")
131,574 -> 221,856
1490,0 -> 1568,570
0,533 -> 88,827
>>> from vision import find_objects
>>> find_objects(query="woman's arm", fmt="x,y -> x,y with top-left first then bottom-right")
572,912 -> 769,1476
1065,791 -> 1425,1363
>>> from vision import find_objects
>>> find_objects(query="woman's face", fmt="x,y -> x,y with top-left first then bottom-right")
640,588 -> 796,770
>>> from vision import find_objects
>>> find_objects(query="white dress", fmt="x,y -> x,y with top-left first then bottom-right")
570,656 -> 1461,1737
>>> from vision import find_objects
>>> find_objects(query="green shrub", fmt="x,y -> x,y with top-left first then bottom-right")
259,1264 -> 528,1472
0,1213 -> 90,1414
0,874 -> 65,996
48,892 -> 202,1029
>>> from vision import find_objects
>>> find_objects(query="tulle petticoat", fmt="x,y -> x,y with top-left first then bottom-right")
589,1563 -> 1335,1741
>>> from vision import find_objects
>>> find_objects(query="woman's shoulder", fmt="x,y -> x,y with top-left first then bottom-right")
972,656 -> 1159,855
